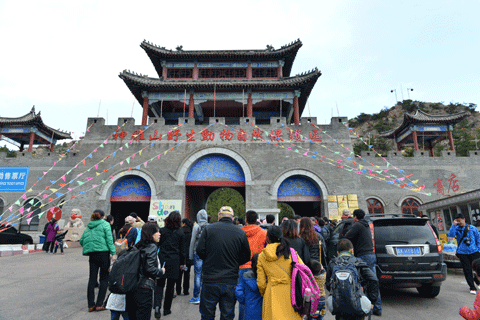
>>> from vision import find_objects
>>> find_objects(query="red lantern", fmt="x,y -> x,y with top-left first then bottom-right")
47,207 -> 62,221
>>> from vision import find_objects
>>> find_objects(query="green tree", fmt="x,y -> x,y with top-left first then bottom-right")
0,146 -> 17,157
206,188 -> 245,222
278,203 -> 294,221
453,128 -> 476,156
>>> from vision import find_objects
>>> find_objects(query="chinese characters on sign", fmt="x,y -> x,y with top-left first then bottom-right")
433,173 -> 460,196
0,167 -> 30,191
110,127 -> 321,144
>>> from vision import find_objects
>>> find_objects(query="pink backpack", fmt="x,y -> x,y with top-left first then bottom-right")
290,248 -> 322,316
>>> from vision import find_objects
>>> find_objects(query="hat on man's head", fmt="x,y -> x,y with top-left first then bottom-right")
148,215 -> 157,223
219,206 -> 234,216
342,209 -> 351,216
125,216 -> 135,224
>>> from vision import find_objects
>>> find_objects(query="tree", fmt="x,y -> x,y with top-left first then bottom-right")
0,146 -> 16,158
453,128 -> 476,156
278,203 -> 294,221
206,188 -> 245,222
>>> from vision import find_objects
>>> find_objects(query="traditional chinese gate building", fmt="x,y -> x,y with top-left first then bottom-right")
3,40 -> 480,242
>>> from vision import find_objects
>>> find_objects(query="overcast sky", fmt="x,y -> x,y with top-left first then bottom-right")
1,0 -> 478,146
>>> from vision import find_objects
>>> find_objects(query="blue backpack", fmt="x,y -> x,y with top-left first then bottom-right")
327,255 -> 370,317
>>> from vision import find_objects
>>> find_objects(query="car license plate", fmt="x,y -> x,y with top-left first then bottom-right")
396,247 -> 421,255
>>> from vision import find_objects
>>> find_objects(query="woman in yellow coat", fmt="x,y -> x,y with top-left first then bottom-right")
257,225 -> 303,320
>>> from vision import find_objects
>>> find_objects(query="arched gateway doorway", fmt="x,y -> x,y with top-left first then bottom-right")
110,176 -> 151,232
277,175 -> 323,217
184,154 -> 246,221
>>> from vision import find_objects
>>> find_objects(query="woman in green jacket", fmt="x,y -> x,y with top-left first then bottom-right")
80,209 -> 116,312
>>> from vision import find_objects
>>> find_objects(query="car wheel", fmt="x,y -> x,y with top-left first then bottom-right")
417,284 -> 441,298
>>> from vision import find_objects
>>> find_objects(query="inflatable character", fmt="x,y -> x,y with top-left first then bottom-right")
64,209 -> 85,242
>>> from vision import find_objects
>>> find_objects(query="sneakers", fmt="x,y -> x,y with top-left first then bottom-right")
470,290 -> 477,295
188,297 -> 200,304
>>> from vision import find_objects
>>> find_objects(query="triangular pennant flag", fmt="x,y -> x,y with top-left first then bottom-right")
113,151 -> 117,157
55,192 -> 64,197
88,154 -> 93,159
95,164 -> 98,169
15,200 -> 21,205
126,158 -> 130,164
92,185 -> 98,188
81,159 -> 86,165
144,162 -> 148,168
19,207 -> 24,214
139,150 -> 143,156
21,194 -> 27,200
100,144 -> 104,148
132,154 -> 136,160
27,217 -> 33,225
120,161 -> 124,166
77,181 -> 84,186
102,180 -> 107,184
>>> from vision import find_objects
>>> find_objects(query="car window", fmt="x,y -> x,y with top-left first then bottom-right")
374,220 -> 436,245
5,227 -> 18,234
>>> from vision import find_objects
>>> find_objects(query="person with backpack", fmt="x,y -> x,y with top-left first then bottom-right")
154,211 -> 185,318
188,209 -> 208,305
79,209 -> 116,312
122,217 -> 138,248
235,254 -> 262,320
176,218 -> 193,296
344,209 -> 382,316
257,225 -> 303,320
326,239 -> 379,320
448,213 -> 480,294
124,222 -> 165,320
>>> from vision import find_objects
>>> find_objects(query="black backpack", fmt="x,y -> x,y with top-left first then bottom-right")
108,246 -> 142,294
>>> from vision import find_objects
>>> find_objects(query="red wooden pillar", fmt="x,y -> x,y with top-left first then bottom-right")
27,132 -> 35,152
278,60 -> 284,78
193,63 -> 198,80
247,62 -> 252,79
293,96 -> 300,125
49,143 -> 54,152
412,131 -> 419,151
142,96 -> 149,126
247,93 -> 253,117
448,131 -> 455,150
188,93 -> 195,118
162,61 -> 167,79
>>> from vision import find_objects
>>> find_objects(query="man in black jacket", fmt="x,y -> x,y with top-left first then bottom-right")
326,238 -> 379,320
345,209 -> 382,317
196,206 -> 251,320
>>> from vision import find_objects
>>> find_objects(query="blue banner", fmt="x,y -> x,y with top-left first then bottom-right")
0,167 -> 30,191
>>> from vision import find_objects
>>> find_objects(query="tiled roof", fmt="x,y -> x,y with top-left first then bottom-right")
379,109 -> 469,138
140,39 -> 303,78
0,107 -> 72,140
118,69 -> 321,115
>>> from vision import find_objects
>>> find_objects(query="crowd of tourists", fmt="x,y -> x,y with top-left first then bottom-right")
78,206 -> 384,320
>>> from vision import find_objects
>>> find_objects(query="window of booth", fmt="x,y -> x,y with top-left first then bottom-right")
470,202 -> 480,227
459,204 -> 472,225
401,198 -> 422,216
366,198 -> 384,215
19,198 -> 41,231
443,208 -> 452,230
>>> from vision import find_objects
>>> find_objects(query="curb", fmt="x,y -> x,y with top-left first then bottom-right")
0,244 -> 43,257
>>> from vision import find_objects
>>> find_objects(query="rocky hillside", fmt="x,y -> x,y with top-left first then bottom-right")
348,100 -> 479,156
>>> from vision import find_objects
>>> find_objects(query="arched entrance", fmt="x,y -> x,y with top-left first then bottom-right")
184,154 -> 246,221
277,175 -> 322,217
110,176 -> 151,232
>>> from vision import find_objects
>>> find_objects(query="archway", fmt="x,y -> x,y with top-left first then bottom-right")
110,175 -> 151,232
277,175 -> 322,217
184,154 -> 246,221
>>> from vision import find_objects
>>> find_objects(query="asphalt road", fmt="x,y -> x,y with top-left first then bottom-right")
0,247 -> 474,320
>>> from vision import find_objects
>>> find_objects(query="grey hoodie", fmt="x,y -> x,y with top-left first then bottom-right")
189,209 -> 208,260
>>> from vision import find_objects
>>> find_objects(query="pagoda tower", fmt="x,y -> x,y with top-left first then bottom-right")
0,106 -> 72,152
119,39 -> 320,126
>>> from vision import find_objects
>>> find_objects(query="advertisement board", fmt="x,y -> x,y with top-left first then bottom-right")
149,200 -> 182,228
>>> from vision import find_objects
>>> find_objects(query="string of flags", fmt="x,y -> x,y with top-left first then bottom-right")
0,119 -> 430,231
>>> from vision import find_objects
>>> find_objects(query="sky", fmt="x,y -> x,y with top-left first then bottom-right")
0,0 -> 479,147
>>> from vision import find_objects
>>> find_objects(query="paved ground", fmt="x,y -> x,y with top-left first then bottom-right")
0,247 -> 474,319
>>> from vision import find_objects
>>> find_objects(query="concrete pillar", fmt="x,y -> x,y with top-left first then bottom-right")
142,96 -> 149,126
28,132 -> 35,152
247,93 -> 253,117
413,131 -> 419,151
448,131 -> 455,150
293,96 -> 300,125
188,93 -> 195,118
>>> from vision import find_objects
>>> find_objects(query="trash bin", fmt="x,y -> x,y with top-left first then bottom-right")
39,235 -> 45,244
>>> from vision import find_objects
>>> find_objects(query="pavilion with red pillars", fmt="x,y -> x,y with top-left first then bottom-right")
0,106 -> 72,152
380,109 -> 469,156
119,39 -> 320,126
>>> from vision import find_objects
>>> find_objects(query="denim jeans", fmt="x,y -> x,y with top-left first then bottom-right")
237,268 -> 250,320
111,310 -> 129,320
193,254 -> 203,299
358,253 -> 382,313
200,283 -> 236,320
